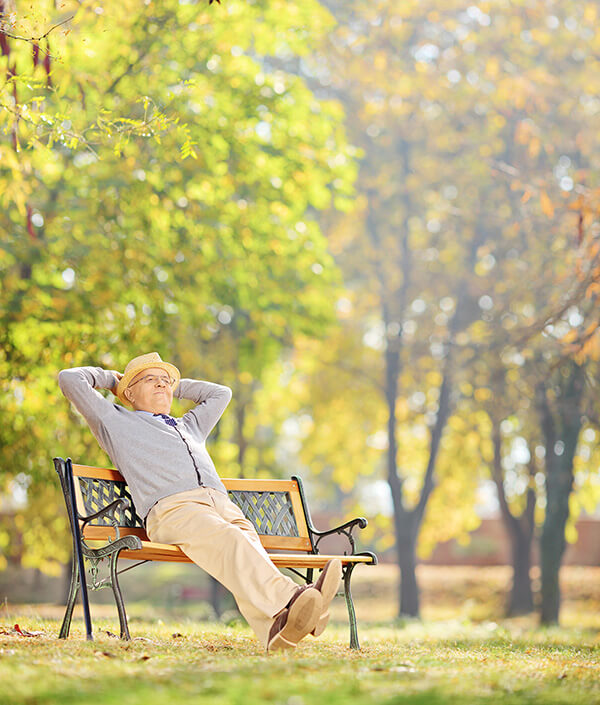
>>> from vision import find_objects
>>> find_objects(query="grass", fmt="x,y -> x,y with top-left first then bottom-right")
1,566 -> 599,704
1,617 -> 599,704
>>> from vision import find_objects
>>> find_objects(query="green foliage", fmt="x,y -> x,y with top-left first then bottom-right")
3,0 -> 600,588
0,0 -> 356,570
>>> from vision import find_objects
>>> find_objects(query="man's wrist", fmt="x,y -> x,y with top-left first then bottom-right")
99,368 -> 121,394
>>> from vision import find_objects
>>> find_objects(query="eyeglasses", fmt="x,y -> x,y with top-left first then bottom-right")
128,374 -> 174,388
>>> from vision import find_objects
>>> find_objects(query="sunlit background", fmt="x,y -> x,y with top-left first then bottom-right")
1,0 -> 599,629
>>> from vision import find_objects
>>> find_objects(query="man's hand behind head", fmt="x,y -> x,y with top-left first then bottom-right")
109,371 -> 123,396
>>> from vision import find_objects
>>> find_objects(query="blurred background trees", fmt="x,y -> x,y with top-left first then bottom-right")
1,0 -> 600,626
284,0 -> 600,623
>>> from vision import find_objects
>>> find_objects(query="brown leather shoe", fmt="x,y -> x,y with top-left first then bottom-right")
311,559 -> 342,637
267,586 -> 323,651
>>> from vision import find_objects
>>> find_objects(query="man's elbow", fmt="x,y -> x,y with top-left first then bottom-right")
58,368 -> 72,392
58,368 -> 80,395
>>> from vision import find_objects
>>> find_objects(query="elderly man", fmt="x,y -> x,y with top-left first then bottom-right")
58,352 -> 341,651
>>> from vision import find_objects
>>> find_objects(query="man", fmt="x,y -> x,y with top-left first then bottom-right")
58,352 -> 341,651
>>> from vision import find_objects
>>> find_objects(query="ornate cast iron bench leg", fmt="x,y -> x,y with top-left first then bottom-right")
86,546 -> 134,640
59,553 -> 131,640
60,555 -> 80,639
109,551 -> 131,640
343,564 -> 360,650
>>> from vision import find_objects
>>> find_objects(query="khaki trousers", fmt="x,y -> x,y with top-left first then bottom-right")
145,487 -> 298,647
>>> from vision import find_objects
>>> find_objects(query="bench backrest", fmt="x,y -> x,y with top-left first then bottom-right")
60,460 -> 314,553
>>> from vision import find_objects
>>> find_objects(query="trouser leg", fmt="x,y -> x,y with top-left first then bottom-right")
146,488 -> 298,647
208,488 -> 299,646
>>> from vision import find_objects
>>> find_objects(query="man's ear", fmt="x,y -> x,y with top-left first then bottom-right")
124,388 -> 134,403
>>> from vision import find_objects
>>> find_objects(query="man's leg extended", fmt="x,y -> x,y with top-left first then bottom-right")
209,490 -> 341,648
146,487 -> 312,647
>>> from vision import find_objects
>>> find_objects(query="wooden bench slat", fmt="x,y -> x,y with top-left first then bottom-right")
83,525 -> 313,552
83,526 -> 147,540
120,541 -> 192,562
222,478 -> 301,492
73,465 -> 303,495
269,554 -> 375,568
257,536 -> 313,551
116,539 -> 375,568
72,464 -> 124,481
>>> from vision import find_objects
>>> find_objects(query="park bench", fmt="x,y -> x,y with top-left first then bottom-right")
54,457 -> 377,649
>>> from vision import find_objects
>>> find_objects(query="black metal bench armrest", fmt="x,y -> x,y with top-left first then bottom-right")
353,550 -> 378,565
79,497 -> 131,541
310,517 -> 369,556
82,534 -> 143,561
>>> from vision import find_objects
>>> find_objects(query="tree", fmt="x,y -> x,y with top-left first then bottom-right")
536,360 -> 585,622
291,0 -> 600,619
0,0 -> 356,572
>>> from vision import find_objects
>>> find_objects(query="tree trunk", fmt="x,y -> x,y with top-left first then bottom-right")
539,515 -> 566,624
383,340 -> 417,616
491,416 -> 535,615
386,348 -> 454,618
397,517 -> 419,617
537,362 -> 585,624
508,528 -> 534,615
539,442 -> 577,624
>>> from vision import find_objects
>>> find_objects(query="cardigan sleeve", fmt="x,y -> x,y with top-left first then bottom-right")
175,378 -> 232,441
58,366 -> 120,439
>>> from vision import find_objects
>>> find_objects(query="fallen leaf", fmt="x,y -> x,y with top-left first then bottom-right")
94,651 -> 116,658
104,630 -> 119,638
133,636 -> 157,644
172,633 -> 183,638
139,654 -> 151,661
13,624 -> 43,637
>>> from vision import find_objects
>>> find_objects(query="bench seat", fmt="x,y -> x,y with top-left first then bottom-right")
121,544 -> 375,568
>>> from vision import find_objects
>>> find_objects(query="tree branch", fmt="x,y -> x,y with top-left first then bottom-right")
490,414 -> 519,532
0,15 -> 73,43
414,358 -> 451,525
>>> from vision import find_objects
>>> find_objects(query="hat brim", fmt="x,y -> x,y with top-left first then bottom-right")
116,361 -> 180,406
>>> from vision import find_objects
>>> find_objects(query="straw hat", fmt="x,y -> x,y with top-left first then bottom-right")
116,352 -> 180,406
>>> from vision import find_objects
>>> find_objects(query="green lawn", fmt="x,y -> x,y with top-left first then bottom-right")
1,616 -> 598,705
2,565 -> 599,704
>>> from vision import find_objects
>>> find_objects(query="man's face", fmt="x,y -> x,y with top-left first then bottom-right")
124,367 -> 174,414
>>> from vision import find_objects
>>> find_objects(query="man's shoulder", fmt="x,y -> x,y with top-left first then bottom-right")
98,401 -> 138,423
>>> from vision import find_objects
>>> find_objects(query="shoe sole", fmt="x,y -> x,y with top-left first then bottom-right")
312,612 -> 330,638
268,588 -> 323,651
312,559 -> 342,637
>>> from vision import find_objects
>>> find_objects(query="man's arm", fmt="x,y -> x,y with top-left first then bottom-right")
58,367 -> 120,435
175,379 -> 232,440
